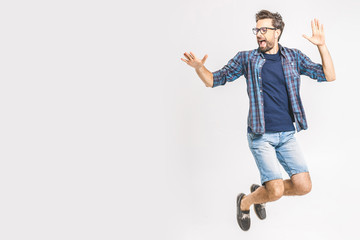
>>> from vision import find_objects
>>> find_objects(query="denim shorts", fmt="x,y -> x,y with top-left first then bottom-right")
247,130 -> 309,185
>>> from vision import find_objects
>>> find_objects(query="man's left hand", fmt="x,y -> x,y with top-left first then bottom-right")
303,18 -> 325,47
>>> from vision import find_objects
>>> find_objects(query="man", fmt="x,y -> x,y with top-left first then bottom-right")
181,10 -> 335,231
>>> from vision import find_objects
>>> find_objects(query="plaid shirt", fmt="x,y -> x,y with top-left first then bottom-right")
212,44 -> 327,134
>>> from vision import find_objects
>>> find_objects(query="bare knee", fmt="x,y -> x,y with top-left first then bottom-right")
291,172 -> 312,196
265,180 -> 284,201
295,182 -> 312,195
268,187 -> 284,200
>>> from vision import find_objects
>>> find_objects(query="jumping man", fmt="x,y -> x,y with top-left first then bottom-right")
181,9 -> 336,231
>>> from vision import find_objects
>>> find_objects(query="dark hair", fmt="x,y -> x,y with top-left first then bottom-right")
255,10 -> 285,41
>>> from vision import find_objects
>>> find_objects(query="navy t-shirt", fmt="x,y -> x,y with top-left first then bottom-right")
248,50 -> 295,133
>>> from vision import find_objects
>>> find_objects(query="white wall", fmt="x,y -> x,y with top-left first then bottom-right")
0,0 -> 359,239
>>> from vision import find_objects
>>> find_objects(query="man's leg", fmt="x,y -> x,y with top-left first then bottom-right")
240,179 -> 283,211
283,172 -> 312,196
243,132 -> 284,210
240,172 -> 312,210
277,131 -> 312,196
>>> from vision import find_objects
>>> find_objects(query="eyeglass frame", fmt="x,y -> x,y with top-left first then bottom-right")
252,27 -> 277,35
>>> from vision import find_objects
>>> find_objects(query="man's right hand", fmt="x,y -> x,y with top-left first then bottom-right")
181,52 -> 208,70
181,51 -> 213,87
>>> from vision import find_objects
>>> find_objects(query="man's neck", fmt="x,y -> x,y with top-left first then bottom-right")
265,43 -> 279,54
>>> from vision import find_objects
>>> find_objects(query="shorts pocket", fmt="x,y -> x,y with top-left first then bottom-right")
248,132 -> 264,141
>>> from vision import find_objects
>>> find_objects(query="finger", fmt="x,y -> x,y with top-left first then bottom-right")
302,34 -> 310,40
181,58 -> 188,63
317,19 -> 321,30
321,23 -> 324,33
202,54 -> 208,63
186,52 -> 194,60
184,52 -> 192,60
190,51 -> 197,59
314,18 -> 319,32
317,19 -> 321,31
311,19 -> 315,34
316,19 -> 321,33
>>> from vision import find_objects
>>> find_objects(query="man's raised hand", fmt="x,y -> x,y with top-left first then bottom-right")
181,52 -> 208,70
303,18 -> 326,47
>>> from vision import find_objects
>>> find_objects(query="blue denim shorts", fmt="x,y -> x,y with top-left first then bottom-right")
247,130 -> 309,185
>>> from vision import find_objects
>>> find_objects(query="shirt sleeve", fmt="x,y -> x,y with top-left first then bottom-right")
211,51 -> 245,88
297,49 -> 327,82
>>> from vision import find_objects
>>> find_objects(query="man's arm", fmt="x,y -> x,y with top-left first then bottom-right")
303,18 -> 336,81
195,65 -> 214,88
181,52 -> 214,87
181,51 -> 245,88
317,44 -> 336,81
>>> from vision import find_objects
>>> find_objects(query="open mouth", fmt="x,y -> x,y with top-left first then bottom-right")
258,40 -> 266,48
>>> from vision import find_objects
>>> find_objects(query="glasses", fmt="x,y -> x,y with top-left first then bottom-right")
252,27 -> 277,35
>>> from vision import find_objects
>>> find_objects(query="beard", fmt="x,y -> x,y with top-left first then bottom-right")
259,39 -> 275,53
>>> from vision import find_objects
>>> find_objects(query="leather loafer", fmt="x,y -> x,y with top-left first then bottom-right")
236,193 -> 251,231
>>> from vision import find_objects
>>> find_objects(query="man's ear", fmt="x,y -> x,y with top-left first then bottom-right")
275,29 -> 281,39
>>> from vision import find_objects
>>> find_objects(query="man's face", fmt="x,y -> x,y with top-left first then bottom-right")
255,18 -> 280,53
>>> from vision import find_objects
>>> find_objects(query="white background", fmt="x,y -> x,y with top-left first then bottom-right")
0,0 -> 359,239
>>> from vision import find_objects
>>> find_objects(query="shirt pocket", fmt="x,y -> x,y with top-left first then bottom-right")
285,61 -> 300,77
284,61 -> 300,90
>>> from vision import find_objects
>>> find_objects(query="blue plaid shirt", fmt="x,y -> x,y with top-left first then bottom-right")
212,44 -> 327,134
